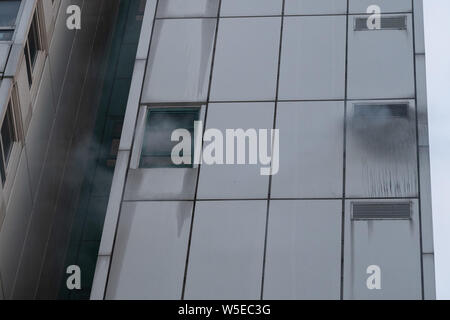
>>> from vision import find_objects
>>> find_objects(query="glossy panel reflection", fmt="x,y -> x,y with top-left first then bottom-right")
142,18 -> 216,103
264,200 -> 342,300
285,0 -> 348,15
197,102 -> 274,200
185,201 -> 266,300
210,17 -> 281,101
279,16 -> 346,100
349,0 -> 411,14
220,0 -> 283,16
156,0 -> 220,18
106,202 -> 193,300
271,101 -> 344,198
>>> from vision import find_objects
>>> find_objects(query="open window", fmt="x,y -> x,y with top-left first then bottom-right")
0,92 -> 20,186
0,0 -> 21,41
131,107 -> 202,169
24,11 -> 44,88
139,108 -> 200,168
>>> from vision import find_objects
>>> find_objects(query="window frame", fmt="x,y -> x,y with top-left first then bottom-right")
0,83 -> 23,189
22,3 -> 47,102
24,10 -> 44,86
131,105 -> 205,170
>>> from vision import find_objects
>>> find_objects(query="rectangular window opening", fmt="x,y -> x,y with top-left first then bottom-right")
23,11 -> 42,87
0,99 -> 18,185
139,108 -> 201,169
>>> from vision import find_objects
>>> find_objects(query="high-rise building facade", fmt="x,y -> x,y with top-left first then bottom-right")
0,0 -> 435,301
89,0 -> 435,300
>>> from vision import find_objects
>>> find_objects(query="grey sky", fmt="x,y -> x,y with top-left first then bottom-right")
424,0 -> 450,300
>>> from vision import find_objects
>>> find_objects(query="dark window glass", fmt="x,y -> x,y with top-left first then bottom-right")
0,0 -> 21,27
0,150 -> 5,184
24,13 -> 41,87
140,108 -> 200,168
0,101 -> 17,185
1,104 -> 15,164
27,13 -> 39,67
24,42 -> 32,85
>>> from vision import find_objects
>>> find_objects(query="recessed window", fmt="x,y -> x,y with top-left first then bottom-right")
0,0 -> 21,41
24,12 -> 42,87
139,108 -> 200,168
0,99 -> 18,185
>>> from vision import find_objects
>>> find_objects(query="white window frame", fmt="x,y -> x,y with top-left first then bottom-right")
24,2 -> 48,103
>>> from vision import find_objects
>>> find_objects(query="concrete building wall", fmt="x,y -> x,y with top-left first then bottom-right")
92,0 -> 435,300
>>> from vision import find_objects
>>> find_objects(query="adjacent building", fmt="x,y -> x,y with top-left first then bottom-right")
0,0 -> 131,299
